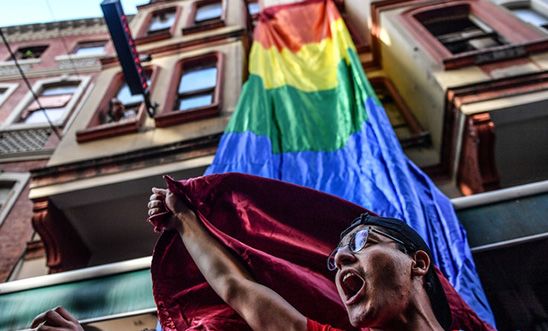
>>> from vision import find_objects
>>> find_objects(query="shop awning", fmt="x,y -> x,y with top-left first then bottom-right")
0,257 -> 154,330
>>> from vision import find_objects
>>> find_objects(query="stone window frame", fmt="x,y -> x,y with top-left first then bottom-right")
182,0 -> 227,35
155,51 -> 224,128
2,75 -> 91,130
0,172 -> 30,227
76,66 -> 160,143
0,82 -> 18,110
400,0 -> 548,69
135,5 -> 183,45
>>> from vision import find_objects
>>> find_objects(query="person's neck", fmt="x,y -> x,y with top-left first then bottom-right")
370,289 -> 444,331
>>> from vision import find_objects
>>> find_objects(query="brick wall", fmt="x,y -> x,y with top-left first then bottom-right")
0,160 -> 47,281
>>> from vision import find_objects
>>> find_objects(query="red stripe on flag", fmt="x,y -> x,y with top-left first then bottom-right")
253,0 -> 341,53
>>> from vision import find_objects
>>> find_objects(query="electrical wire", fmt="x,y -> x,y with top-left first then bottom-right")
0,27 -> 61,139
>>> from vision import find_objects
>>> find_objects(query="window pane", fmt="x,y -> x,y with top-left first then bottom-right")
178,67 -> 217,94
117,82 -> 145,106
12,45 -> 48,60
149,10 -> 176,33
73,42 -> 106,56
248,2 -> 260,15
0,182 -> 14,209
195,3 -> 222,23
469,37 -> 501,50
23,108 -> 65,124
512,8 -> 548,27
177,93 -> 213,111
41,84 -> 79,96
421,15 -> 504,54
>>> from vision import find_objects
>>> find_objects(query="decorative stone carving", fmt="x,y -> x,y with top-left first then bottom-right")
0,59 -> 38,77
55,54 -> 103,70
457,113 -> 500,195
31,198 -> 90,273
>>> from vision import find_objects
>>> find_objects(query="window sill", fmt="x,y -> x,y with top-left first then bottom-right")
182,19 -> 225,35
54,54 -> 106,69
443,41 -> 548,69
0,58 -> 41,66
0,59 -> 40,75
135,30 -> 173,45
76,106 -> 146,143
154,104 -> 220,128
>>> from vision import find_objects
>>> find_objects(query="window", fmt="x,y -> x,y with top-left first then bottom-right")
5,76 -> 90,128
247,0 -> 260,28
135,6 -> 181,45
8,45 -> 48,60
18,82 -> 80,124
370,77 -> 430,148
176,66 -> 217,111
100,74 -> 151,125
510,7 -> 548,31
400,1 -> 548,69
76,69 -> 158,143
155,52 -> 223,127
0,173 -> 30,227
183,0 -> 225,34
417,8 -> 506,55
72,41 -> 107,56
195,3 -> 223,23
248,2 -> 260,16
148,9 -> 176,34
0,182 -> 14,210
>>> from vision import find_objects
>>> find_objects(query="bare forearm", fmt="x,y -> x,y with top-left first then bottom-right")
150,189 -> 306,331
175,212 -> 253,300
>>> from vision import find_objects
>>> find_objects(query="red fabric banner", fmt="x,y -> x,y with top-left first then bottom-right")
151,173 -> 494,330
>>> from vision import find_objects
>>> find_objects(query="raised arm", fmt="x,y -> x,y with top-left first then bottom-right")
148,188 -> 307,331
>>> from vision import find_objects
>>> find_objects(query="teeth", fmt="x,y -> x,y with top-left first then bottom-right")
343,273 -> 352,282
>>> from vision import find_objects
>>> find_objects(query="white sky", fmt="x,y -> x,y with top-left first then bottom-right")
0,0 -> 149,28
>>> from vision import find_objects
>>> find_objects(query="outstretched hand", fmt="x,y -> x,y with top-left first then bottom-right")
30,307 -> 83,331
148,187 -> 196,232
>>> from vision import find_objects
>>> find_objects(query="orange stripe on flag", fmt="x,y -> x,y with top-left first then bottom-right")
253,0 -> 341,53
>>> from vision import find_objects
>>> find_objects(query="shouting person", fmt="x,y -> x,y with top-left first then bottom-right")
147,187 -> 451,330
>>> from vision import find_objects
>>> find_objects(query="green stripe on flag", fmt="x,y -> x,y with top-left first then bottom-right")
227,49 -> 378,153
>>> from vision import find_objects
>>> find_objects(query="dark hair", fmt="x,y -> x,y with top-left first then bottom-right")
341,213 -> 452,330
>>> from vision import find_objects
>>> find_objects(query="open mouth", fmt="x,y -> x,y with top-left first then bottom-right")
340,270 -> 365,304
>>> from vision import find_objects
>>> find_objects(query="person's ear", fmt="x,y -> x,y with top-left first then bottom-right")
411,250 -> 430,277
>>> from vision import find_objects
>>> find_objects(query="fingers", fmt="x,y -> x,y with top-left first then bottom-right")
54,307 -> 79,324
31,311 -> 47,328
148,208 -> 161,216
147,200 -> 163,209
31,307 -> 73,329
152,187 -> 167,195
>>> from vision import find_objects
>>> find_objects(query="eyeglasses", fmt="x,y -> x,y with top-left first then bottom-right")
327,226 -> 409,271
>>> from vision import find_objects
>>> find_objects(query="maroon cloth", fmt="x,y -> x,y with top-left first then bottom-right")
308,319 -> 345,331
151,173 -> 494,331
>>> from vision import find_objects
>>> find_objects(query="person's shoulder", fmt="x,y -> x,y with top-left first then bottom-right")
306,319 -> 345,331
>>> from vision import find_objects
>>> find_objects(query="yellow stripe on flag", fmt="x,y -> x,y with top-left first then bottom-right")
249,18 -> 356,92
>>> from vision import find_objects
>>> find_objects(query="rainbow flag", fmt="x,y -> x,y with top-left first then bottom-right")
206,0 -> 495,325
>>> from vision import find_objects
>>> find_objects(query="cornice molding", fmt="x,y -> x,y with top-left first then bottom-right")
1,16 -> 133,43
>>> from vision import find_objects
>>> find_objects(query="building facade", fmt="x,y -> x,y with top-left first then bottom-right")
0,0 -> 547,329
